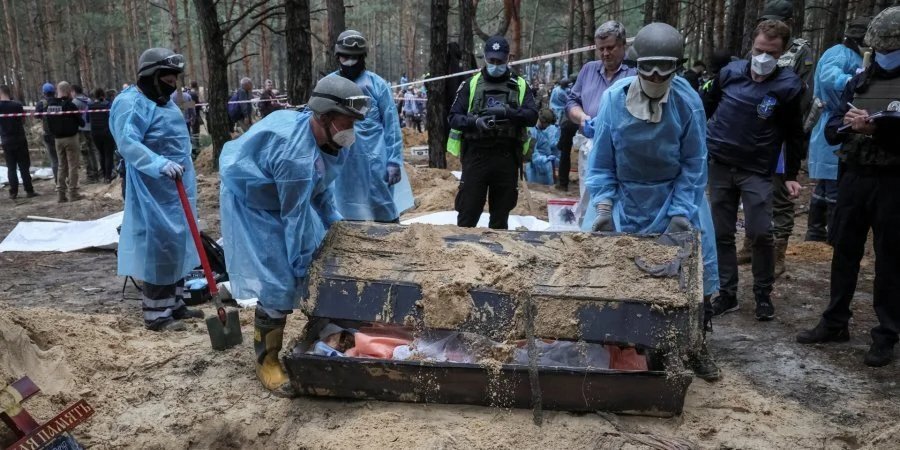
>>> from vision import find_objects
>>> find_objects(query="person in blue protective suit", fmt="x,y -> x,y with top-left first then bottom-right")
329,29 -> 412,223
110,47 -> 203,332
549,78 -> 570,123
805,16 -> 870,242
219,76 -> 368,396
526,109 -> 559,185
585,23 -> 721,381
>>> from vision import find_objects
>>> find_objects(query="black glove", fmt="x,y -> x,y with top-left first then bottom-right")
475,116 -> 493,132
665,215 -> 692,234
485,105 -> 509,119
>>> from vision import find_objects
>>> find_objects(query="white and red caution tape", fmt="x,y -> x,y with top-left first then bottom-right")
391,43 -> 601,90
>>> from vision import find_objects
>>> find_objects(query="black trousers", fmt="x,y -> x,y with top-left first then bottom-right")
709,160 -> 775,299
557,118 -> 578,189
806,179 -> 839,242
2,141 -> 33,195
822,168 -> 900,346
455,146 -> 519,229
92,131 -> 116,181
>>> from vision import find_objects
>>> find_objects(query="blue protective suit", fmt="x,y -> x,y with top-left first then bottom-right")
110,85 -> 200,285
549,86 -> 568,123
808,44 -> 862,181
526,125 -> 559,185
219,109 -> 347,311
329,72 -> 413,221
584,76 -> 719,296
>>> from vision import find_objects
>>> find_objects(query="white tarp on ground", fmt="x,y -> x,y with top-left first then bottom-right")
0,212 -> 124,253
0,166 -> 54,186
401,211 -> 550,231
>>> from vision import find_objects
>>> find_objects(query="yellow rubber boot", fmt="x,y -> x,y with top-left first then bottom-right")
254,310 -> 296,397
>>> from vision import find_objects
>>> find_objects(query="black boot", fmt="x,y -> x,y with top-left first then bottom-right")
805,200 -> 828,242
754,294 -> 775,321
796,321 -> 849,344
710,293 -> 739,316
864,342 -> 895,367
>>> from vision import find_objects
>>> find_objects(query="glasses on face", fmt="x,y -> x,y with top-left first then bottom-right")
338,35 -> 367,49
636,57 -> 678,77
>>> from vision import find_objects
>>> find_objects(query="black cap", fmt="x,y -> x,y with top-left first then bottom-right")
484,36 -> 510,60
846,16 -> 872,40
760,0 -> 793,21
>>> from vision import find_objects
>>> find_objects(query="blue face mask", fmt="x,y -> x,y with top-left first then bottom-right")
875,50 -> 900,71
486,63 -> 508,77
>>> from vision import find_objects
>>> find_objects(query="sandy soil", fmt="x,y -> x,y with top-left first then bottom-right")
2,157 -> 899,449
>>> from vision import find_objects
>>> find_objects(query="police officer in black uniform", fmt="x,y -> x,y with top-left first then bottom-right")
447,36 -> 539,229
796,6 -> 900,368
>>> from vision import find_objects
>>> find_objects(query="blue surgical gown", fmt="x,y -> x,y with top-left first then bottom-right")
110,86 -> 200,285
808,44 -> 862,181
584,76 -> 720,296
549,86 -> 568,123
526,125 -> 559,185
329,72 -> 413,221
219,110 -> 347,311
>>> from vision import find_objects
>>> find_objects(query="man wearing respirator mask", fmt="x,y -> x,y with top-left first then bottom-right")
585,23 -> 721,381
219,76 -> 368,396
702,20 -> 805,323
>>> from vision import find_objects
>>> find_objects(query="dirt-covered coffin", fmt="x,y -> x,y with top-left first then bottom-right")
285,222 -> 702,416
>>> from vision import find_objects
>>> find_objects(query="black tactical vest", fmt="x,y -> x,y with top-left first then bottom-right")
837,74 -> 900,167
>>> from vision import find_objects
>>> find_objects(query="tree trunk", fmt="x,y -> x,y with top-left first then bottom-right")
725,0 -> 746,58
643,0 -> 654,26
459,0 -> 477,69
503,0 -> 523,59
582,0 -> 595,56
703,0 -> 716,61
793,0 -> 805,39
193,0 -> 231,167
715,0 -> 726,50
285,0 -> 312,106
183,0 -> 198,83
567,0 -> 575,72
428,0 -> 449,169
741,0 -> 760,56
1,0 -> 25,100
325,0 -> 345,71
30,0 -> 52,84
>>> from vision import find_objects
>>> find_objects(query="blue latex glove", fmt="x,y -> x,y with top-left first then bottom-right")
546,155 -> 558,163
582,117 -> 595,138
160,160 -> 184,179
385,163 -> 401,186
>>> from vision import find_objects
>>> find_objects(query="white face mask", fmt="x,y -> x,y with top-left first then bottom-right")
638,76 -> 672,99
751,53 -> 777,77
331,122 -> 356,148
340,58 -> 359,67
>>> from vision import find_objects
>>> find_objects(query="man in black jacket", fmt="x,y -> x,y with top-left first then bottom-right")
0,85 -> 38,199
45,81 -> 85,202
89,88 -> 116,183
796,6 -> 900,367
703,20 -> 805,321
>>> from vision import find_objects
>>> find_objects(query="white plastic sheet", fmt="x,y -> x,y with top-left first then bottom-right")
401,211 -> 550,231
0,212 -> 124,252
0,166 -> 54,186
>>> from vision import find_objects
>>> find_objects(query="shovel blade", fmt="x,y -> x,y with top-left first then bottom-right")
206,310 -> 242,351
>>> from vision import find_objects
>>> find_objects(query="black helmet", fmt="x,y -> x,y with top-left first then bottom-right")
137,48 -> 185,77
334,30 -> 367,57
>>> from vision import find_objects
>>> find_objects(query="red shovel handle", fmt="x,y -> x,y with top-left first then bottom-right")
175,177 -> 225,322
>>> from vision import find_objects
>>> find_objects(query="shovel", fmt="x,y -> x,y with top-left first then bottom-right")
175,177 -> 243,351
